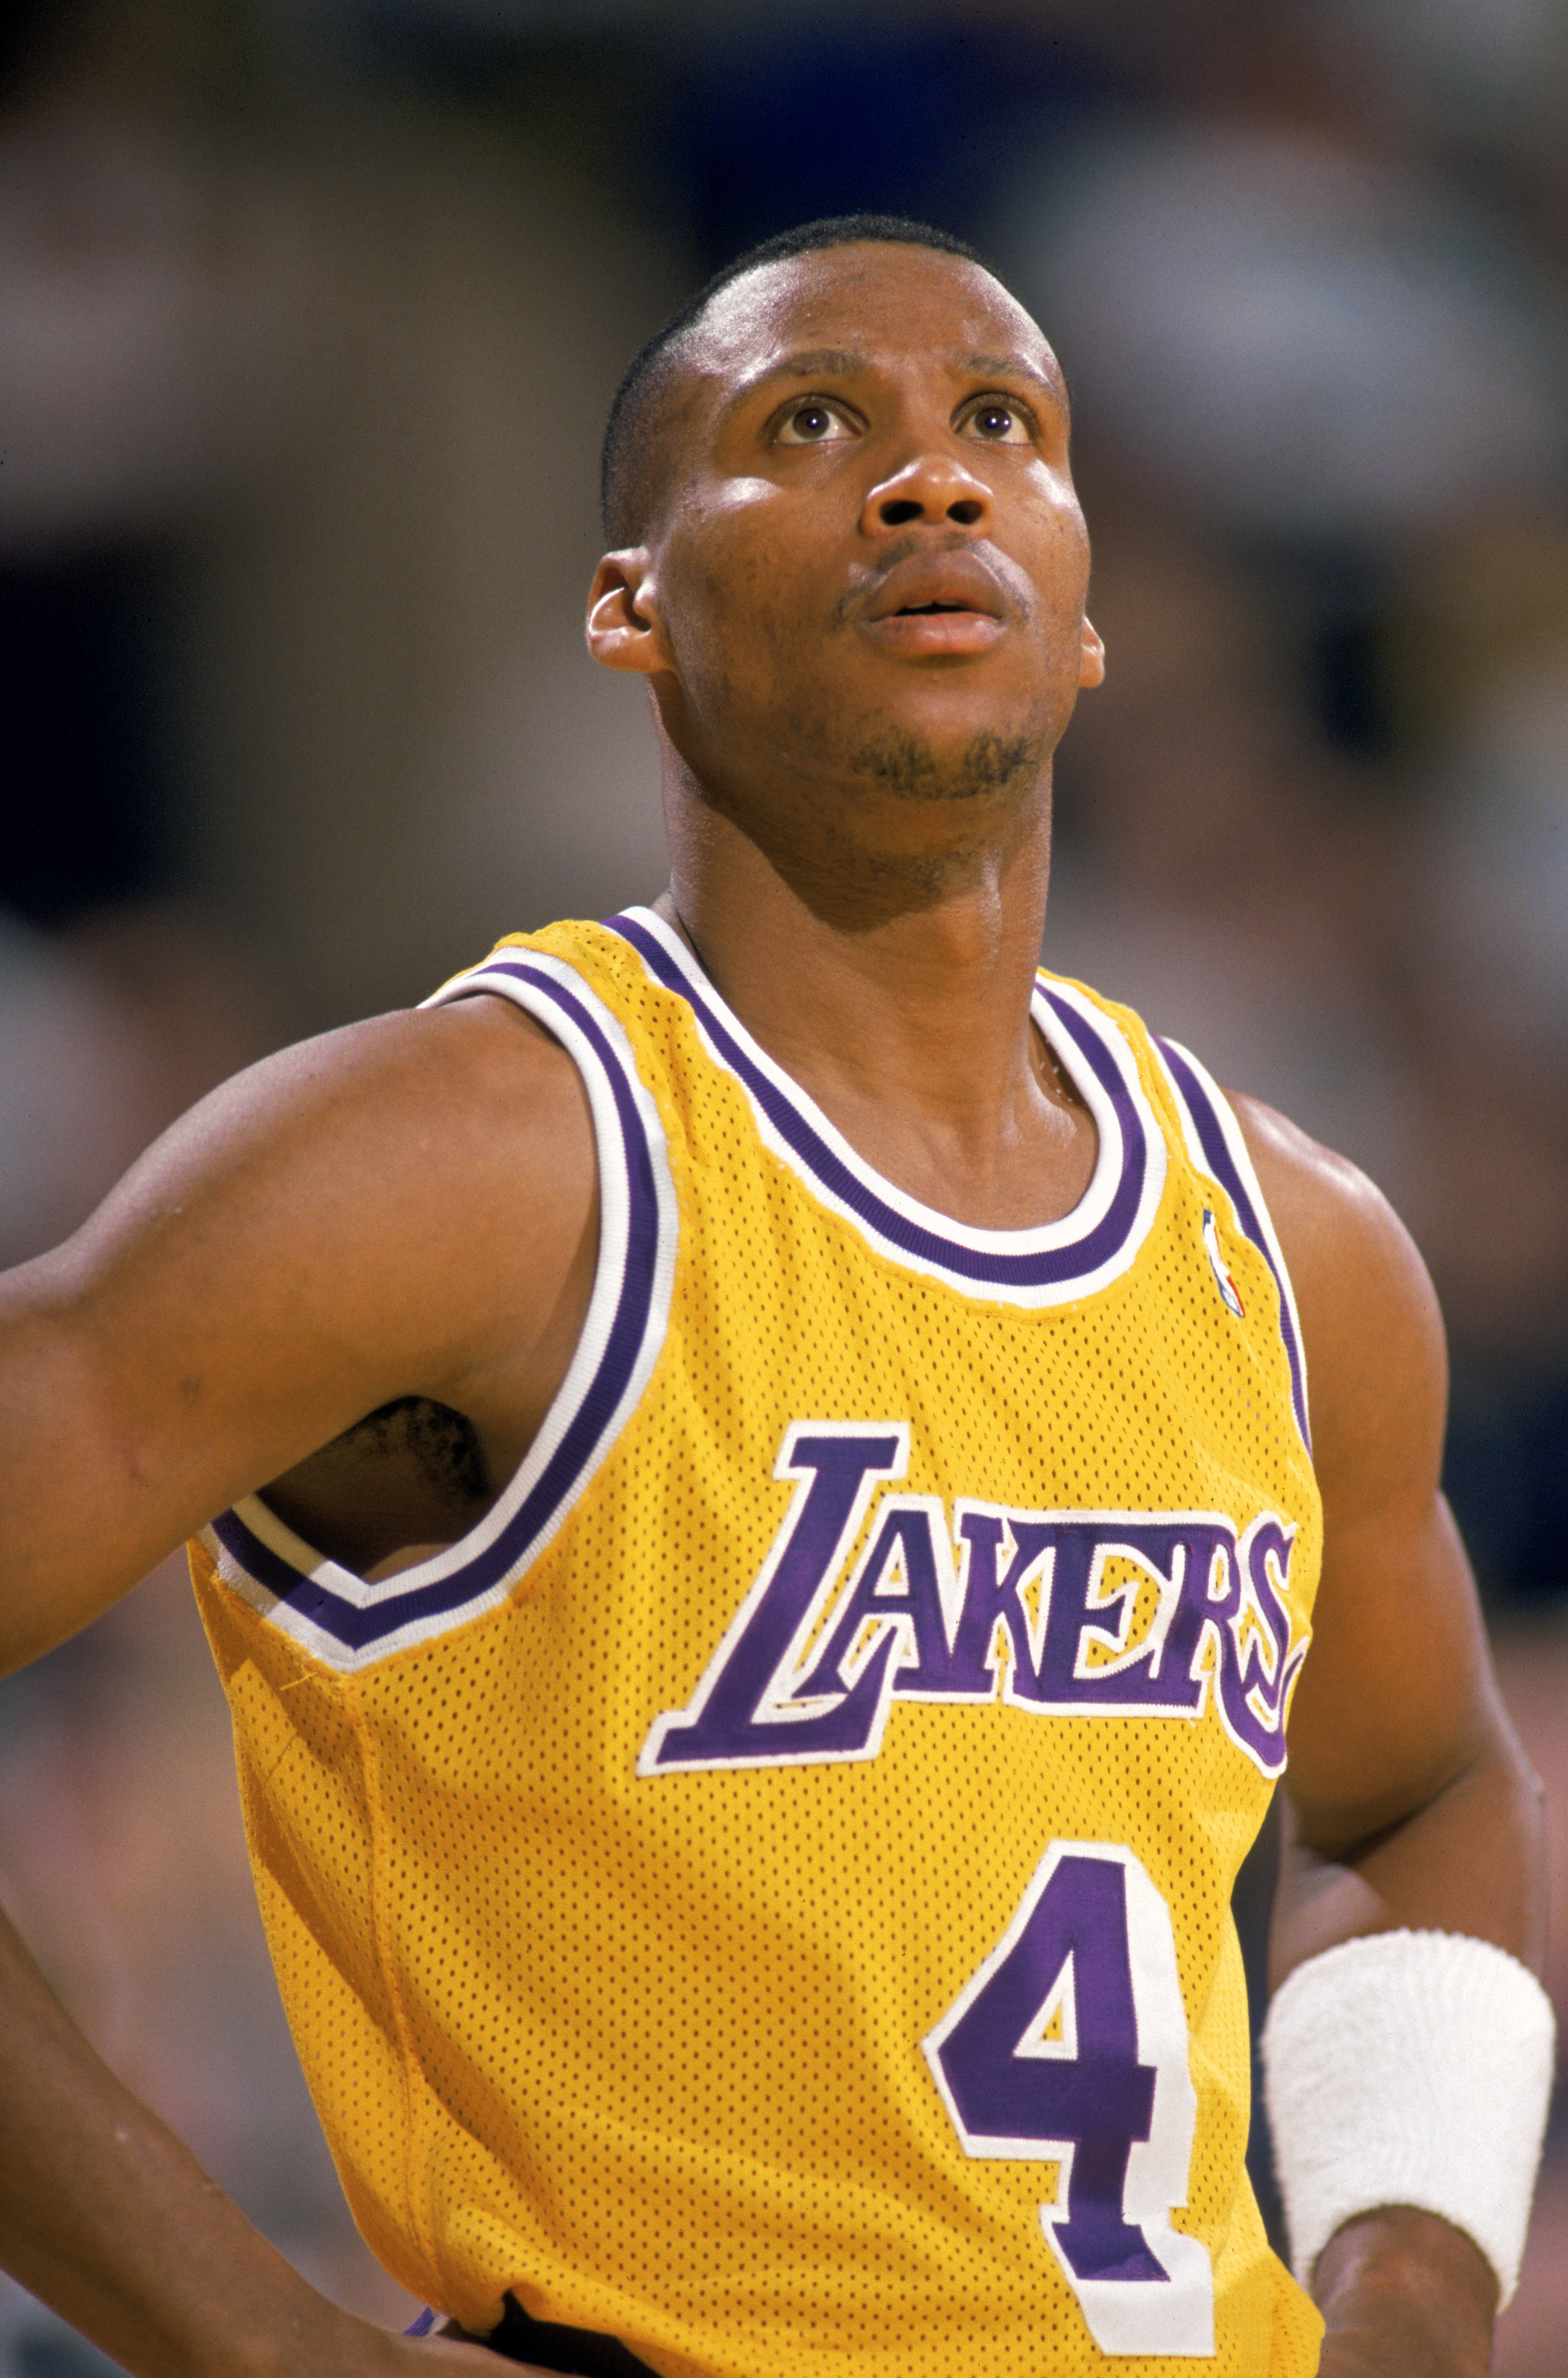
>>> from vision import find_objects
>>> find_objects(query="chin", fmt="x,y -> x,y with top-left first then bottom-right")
845,720 -> 1049,805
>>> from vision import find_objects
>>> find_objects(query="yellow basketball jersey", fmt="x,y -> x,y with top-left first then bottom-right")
191,909 -> 1325,2377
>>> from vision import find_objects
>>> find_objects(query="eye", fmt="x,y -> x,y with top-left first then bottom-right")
962,398 -> 1034,444
775,400 -> 856,446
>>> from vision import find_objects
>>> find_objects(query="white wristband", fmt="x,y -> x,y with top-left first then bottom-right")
1261,1928 -> 1556,2308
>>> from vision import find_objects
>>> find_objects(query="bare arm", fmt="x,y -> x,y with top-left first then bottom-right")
0,994 -> 595,2375
0,1900 -> 505,2378
1239,1095 -> 1548,2377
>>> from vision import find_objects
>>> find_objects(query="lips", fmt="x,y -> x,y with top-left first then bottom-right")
861,548 -> 1008,625
854,548 -> 1011,658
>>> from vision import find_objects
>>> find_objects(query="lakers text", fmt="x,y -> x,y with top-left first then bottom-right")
640,1423 -> 1309,1779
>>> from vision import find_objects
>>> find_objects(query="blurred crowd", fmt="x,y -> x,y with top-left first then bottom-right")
1,1 -> 1565,2371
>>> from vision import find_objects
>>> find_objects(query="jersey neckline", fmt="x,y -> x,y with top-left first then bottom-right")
605,906 -> 1167,1309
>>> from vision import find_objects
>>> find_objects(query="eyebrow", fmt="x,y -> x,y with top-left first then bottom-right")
730,348 -> 867,398
727,346 -> 1066,412
960,352 -> 1068,410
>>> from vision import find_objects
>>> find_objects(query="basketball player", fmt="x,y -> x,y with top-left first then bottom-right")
0,220 -> 1553,2378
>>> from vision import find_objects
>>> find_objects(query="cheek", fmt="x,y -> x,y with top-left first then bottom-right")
1033,498 -> 1091,594
668,522 -> 820,700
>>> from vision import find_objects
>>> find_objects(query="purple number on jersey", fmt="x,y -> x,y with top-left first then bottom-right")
923,1842 -> 1217,2357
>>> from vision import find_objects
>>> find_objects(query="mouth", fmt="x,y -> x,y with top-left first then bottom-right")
863,551 -> 1007,623
855,550 -> 1011,656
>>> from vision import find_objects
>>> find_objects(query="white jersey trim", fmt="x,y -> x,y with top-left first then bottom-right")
608,907 -> 1168,1309
1152,1037 -> 1311,1455
200,951 -> 679,1670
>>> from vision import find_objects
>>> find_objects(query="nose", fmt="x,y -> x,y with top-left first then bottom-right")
861,448 -> 994,538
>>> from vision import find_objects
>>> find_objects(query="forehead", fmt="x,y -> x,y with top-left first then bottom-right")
685,241 -> 1062,400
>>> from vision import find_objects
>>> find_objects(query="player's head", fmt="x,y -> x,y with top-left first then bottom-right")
586,218 -> 1103,866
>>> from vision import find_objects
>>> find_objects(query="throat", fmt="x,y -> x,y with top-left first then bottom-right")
813,1071 -> 1098,1231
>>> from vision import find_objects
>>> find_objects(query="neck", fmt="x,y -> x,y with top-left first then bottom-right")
656,758 -> 1094,1231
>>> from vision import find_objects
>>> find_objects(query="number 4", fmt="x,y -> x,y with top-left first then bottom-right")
923,1842 -> 1216,2357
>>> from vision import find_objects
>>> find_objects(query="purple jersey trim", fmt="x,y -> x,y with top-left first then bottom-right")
209,961 -> 668,1656
606,911 -> 1150,1292
1154,1037 -> 1312,1455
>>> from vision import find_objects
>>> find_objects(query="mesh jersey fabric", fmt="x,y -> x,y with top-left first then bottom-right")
190,910 -> 1326,2377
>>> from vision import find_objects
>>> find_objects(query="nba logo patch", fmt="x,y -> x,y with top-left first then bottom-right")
1202,1209 -> 1245,1319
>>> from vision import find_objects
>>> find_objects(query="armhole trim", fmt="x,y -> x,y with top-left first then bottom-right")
1153,1037 -> 1312,1456
199,953 -> 679,1670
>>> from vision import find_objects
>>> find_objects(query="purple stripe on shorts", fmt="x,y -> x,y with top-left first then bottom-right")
212,961 -> 664,1652
1156,1036 -> 1311,1454
606,912 -> 1146,1289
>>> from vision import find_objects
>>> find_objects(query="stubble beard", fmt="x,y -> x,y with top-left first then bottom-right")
666,677 -> 1059,928
744,715 -> 1055,928
844,720 -> 1050,803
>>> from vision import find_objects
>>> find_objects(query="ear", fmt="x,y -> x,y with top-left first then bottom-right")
1078,614 -> 1105,689
586,549 -> 671,676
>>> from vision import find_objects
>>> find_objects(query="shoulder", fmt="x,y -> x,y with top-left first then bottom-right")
55,991 -> 598,1309
199,989 -> 586,1147
1228,1092 -> 1446,1514
0,991 -> 601,1660
92,991 -> 593,1237
17,991 -> 598,1481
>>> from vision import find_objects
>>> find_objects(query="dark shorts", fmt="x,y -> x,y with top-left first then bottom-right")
409,2293 -> 658,2376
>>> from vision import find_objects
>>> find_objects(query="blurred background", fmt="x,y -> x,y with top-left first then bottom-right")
1,0 -> 1565,2368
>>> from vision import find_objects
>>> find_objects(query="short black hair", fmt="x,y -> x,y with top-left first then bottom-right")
599,213 -> 994,549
